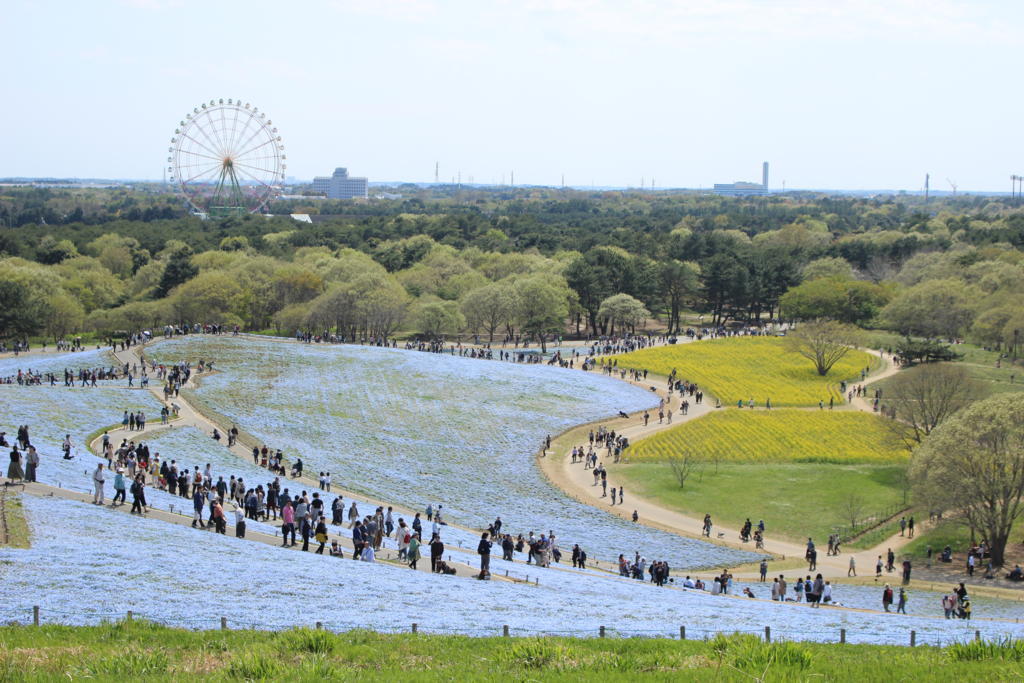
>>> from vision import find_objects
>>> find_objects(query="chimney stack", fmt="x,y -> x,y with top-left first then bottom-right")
762,162 -> 769,190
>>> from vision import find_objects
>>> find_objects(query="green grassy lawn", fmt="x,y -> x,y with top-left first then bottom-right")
0,622 -> 1020,681
617,462 -> 908,547
901,518 -> 1024,566
0,490 -> 30,548
871,343 -> 1024,403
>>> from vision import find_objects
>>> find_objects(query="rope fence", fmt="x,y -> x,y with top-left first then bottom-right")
0,606 -> 995,648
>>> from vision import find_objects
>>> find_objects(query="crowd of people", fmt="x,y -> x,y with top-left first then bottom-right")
2,328 -> 1016,622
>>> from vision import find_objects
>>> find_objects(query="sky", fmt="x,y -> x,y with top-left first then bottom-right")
2,0 -> 1022,191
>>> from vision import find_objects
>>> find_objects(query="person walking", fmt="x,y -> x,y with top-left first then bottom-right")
430,534 -> 444,573
477,532 -> 492,577
848,556 -> 856,577
280,499 -> 295,546
112,469 -> 126,506
211,499 -> 226,534
130,475 -> 147,514
92,463 -> 107,504
300,513 -> 313,551
24,446 -> 38,482
234,504 -> 246,538
407,534 -> 421,570
759,559 -> 768,582
882,584 -> 894,612
314,516 -> 329,554
897,587 -> 908,614
7,446 -> 24,484
192,487 -> 206,528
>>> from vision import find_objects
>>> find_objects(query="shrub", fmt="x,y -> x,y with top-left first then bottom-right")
279,627 -> 336,655
82,649 -> 170,676
497,639 -> 577,670
709,633 -> 812,672
226,653 -> 283,680
947,638 -> 1024,662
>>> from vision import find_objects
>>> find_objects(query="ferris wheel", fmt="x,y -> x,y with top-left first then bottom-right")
167,99 -> 286,216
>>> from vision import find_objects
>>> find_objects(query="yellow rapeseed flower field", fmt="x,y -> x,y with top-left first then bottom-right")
613,336 -> 877,407
629,409 -> 909,464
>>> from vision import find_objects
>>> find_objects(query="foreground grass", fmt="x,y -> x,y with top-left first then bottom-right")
0,489 -> 30,548
628,409 -> 909,464
613,337 -> 878,407
0,622 -> 1021,681
618,461 -> 907,545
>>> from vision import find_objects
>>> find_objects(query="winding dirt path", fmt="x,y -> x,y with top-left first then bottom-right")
94,339 -> 495,552
18,481 -> 499,580
538,345 -> 921,579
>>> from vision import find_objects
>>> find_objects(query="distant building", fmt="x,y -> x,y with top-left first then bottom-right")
312,167 -> 368,199
713,162 -> 769,196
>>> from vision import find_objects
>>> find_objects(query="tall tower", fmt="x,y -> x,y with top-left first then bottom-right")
762,162 -> 769,190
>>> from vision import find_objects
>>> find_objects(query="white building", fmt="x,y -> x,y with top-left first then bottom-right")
312,167 -> 368,199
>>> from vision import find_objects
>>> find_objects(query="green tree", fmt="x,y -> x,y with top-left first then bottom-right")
970,306 -> 1018,349
597,293 -> 650,336
0,279 -> 47,339
700,252 -> 748,324
157,244 -> 198,297
461,281 -> 515,342
514,275 -> 570,351
780,278 -> 890,325
659,260 -> 699,334
35,235 -> 79,264
802,256 -> 854,281
169,270 -> 243,324
415,300 -> 464,340
880,278 -> 978,339
884,363 -> 979,445
784,319 -> 862,376
44,292 -> 85,341
910,394 -> 1024,566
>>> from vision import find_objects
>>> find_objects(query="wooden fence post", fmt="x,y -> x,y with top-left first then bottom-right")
910,631 -> 916,647
503,625 -> 510,637
600,625 -> 606,638
316,622 -> 323,630
975,630 -> 981,642
840,628 -> 846,644
221,617 -> 228,630
412,623 -> 418,633
764,626 -> 771,643
33,606 -> 39,626
127,611 -> 133,621
680,626 -> 686,640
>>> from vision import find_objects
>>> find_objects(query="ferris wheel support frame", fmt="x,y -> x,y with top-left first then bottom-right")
166,98 -> 286,216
